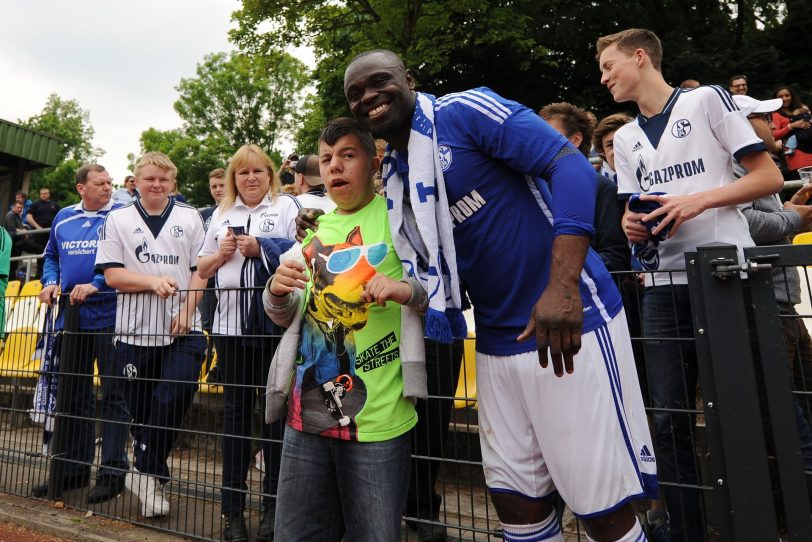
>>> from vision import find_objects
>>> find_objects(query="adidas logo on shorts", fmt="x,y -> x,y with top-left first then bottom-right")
640,444 -> 656,463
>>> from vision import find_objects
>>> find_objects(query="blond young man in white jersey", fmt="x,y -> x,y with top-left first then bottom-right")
95,152 -> 207,519
597,28 -> 783,541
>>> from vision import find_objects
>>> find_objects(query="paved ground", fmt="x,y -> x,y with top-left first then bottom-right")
0,396 -> 596,541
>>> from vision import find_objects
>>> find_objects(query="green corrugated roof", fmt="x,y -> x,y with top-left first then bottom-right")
0,118 -> 62,167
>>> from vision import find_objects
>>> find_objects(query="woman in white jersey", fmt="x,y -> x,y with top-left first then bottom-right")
197,144 -> 299,541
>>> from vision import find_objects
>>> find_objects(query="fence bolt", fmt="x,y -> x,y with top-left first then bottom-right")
707,402 -> 714,409
698,328 -> 705,335
717,478 -> 724,486
690,259 -> 695,265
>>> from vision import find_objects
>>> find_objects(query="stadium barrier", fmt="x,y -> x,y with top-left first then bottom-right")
0,242 -> 809,541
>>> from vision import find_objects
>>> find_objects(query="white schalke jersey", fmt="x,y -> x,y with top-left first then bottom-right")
198,192 -> 299,334
95,199 -> 206,346
615,86 -> 765,285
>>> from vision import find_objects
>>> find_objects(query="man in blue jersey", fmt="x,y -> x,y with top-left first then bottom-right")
338,50 -> 655,542
31,164 -> 130,503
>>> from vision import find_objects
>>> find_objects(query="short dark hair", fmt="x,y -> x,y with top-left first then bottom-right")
538,102 -> 596,157
76,164 -> 107,184
208,168 -> 226,179
729,75 -> 748,86
593,113 -> 634,156
319,117 -> 376,159
596,28 -> 663,71
15,190 -> 27,199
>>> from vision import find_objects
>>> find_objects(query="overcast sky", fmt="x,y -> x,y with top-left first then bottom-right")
0,0 -> 313,188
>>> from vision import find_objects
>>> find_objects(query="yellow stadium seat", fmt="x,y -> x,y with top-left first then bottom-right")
199,331 -> 222,394
0,282 -> 47,378
5,280 -> 21,300
793,232 -> 812,245
454,333 -> 478,409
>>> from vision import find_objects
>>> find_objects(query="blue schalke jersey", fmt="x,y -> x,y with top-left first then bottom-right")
397,88 -> 622,355
42,201 -> 118,330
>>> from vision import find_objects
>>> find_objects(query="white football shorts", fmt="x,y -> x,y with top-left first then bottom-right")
476,309 -> 658,517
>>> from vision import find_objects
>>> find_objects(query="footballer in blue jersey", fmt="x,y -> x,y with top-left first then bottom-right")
338,50 -> 656,542
32,164 -> 130,504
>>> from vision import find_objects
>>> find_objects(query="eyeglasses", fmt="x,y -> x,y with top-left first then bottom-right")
325,243 -> 388,274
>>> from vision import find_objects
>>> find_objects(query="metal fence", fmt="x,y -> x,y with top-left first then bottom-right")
0,244 -> 810,541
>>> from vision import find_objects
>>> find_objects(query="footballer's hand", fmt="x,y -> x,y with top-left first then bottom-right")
295,208 -> 324,242
270,260 -> 308,296
517,281 -> 583,377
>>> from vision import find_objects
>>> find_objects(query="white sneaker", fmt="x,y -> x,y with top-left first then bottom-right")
125,468 -> 170,518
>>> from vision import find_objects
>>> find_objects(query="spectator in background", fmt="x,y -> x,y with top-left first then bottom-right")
96,151 -> 207,519
280,154 -> 298,186
27,187 -> 60,253
112,175 -> 139,205
170,181 -> 188,204
200,169 -> 226,230
293,154 -> 335,212
31,164 -> 130,504
593,113 -> 634,184
198,168 -> 226,375
729,74 -> 748,95
680,79 -> 700,89
539,102 -> 630,274
9,190 -> 32,223
772,86 -> 812,179
197,144 -> 299,542
5,200 -> 42,280
734,93 -> 812,500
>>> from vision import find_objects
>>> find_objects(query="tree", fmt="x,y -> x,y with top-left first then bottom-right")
21,93 -> 104,205
174,50 -> 310,153
134,128 -> 234,206
230,0 -> 797,123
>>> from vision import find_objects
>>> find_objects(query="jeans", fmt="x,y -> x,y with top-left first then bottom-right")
213,336 -> 284,514
274,429 -> 412,542
406,339 -> 463,522
60,327 -> 129,479
642,285 -> 705,542
116,333 -> 205,479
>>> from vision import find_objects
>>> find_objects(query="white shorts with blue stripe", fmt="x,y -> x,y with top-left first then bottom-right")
477,309 -> 657,517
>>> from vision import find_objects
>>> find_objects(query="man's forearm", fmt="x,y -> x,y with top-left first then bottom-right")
549,235 -> 590,288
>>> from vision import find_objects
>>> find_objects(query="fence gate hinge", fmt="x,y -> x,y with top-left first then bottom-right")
710,257 -> 773,279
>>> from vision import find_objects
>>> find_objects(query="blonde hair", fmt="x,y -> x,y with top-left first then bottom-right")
221,144 -> 279,210
134,151 -> 178,178
596,28 -> 663,71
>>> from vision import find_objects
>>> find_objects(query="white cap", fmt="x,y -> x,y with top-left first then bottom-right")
732,95 -> 782,117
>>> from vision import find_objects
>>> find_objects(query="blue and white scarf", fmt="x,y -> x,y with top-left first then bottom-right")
383,92 -> 467,343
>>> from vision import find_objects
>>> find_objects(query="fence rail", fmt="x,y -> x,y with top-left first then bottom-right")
0,244 -> 810,541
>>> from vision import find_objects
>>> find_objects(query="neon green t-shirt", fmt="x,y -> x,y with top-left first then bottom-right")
287,195 -> 416,442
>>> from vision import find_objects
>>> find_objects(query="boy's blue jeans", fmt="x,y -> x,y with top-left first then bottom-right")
274,428 -> 411,542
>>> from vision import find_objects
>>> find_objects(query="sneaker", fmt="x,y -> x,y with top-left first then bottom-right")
125,468 -> 170,518
222,512 -> 249,541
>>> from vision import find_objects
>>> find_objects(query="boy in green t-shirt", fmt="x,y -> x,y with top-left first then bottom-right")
265,117 -> 428,541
